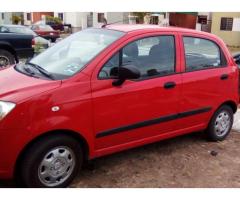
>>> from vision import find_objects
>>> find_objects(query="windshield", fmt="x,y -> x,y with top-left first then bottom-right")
38,25 -> 54,31
29,28 -> 125,79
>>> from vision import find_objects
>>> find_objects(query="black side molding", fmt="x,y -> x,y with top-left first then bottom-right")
96,107 -> 212,138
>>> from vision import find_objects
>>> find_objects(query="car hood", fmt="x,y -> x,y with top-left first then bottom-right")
0,66 -> 61,103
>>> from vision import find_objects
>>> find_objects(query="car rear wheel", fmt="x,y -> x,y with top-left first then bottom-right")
206,105 -> 233,141
0,50 -> 15,68
20,135 -> 83,188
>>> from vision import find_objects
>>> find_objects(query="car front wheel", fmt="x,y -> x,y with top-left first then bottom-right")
0,50 -> 15,68
20,135 -> 83,188
206,105 -> 233,141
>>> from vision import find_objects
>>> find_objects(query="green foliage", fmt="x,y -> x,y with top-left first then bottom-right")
34,42 -> 45,54
45,15 -> 62,24
11,15 -> 22,24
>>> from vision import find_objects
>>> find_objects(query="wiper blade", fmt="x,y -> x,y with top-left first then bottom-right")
26,62 -> 55,80
23,65 -> 35,75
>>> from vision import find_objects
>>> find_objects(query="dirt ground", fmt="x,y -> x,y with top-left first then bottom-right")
1,130 -> 240,188
70,131 -> 240,188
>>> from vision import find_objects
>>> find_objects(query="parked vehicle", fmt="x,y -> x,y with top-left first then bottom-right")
34,20 -> 65,32
233,52 -> 240,67
0,30 -> 34,68
0,25 -> 50,53
30,24 -> 60,42
0,25 -> 239,187
47,21 -> 64,32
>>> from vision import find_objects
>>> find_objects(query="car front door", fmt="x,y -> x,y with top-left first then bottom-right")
91,33 -> 182,151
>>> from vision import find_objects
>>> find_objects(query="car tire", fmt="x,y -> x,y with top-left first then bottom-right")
206,105 -> 233,141
20,135 -> 83,188
0,49 -> 15,68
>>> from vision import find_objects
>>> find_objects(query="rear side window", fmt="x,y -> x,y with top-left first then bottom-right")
183,37 -> 226,72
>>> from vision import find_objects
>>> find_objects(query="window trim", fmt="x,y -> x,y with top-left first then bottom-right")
182,36 -> 228,73
97,34 -> 177,81
220,17 -> 233,31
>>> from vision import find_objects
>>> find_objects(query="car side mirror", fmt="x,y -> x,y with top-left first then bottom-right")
112,65 -> 140,86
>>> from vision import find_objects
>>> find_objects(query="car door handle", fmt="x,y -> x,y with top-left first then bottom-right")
220,74 -> 228,80
164,82 -> 176,89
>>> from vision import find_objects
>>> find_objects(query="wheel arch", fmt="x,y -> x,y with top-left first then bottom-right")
219,100 -> 238,113
14,129 -> 90,179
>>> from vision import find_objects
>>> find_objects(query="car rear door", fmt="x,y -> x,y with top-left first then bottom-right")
90,32 -> 182,151
177,33 -> 237,131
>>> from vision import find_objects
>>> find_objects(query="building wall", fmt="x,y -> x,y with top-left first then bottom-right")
0,12 -> 13,24
211,12 -> 240,47
32,12 -> 54,23
169,13 -> 197,29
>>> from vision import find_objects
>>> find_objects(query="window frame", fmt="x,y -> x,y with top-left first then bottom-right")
182,35 -> 228,73
220,17 -> 233,31
97,13 -> 105,23
97,34 -> 177,81
26,13 -> 31,21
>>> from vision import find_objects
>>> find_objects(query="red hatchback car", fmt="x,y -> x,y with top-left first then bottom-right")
0,25 -> 239,187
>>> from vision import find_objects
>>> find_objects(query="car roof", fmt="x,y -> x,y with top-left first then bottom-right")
105,24 -> 214,37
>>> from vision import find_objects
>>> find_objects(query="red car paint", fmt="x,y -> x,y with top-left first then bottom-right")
31,24 -> 60,42
0,25 -> 238,179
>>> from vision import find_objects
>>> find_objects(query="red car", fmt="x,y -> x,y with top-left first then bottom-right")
30,24 -> 60,42
0,25 -> 239,187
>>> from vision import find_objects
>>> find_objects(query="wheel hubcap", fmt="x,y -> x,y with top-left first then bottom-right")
214,111 -> 231,137
0,56 -> 10,68
38,146 -> 75,187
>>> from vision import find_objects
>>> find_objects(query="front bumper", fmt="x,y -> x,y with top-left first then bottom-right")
0,128 -> 30,179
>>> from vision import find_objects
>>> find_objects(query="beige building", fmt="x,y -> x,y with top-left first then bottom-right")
211,12 -> 240,48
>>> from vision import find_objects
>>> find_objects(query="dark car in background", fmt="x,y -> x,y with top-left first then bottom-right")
233,52 -> 240,67
0,31 -> 34,68
30,24 -> 60,42
47,21 -> 64,31
0,25 -> 50,53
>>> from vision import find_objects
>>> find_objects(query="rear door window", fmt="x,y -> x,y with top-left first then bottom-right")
183,36 -> 227,72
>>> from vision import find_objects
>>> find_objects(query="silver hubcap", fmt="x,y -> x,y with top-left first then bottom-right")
0,56 -> 9,68
38,146 -> 75,187
214,111 -> 231,137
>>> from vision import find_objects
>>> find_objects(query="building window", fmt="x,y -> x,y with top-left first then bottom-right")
98,13 -> 105,23
26,13 -> 31,21
198,15 -> 207,24
220,17 -> 233,31
1,13 -> 4,20
58,13 -> 63,21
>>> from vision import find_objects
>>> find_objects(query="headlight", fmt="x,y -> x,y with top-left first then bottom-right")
0,101 -> 16,121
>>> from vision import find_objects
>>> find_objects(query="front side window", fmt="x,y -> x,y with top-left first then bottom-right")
29,28 -> 125,79
99,35 -> 176,79
183,37 -> 226,72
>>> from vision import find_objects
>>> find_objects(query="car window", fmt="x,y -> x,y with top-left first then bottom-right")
30,28 -> 125,79
7,26 -> 36,35
0,26 -> 9,33
183,37 -> 226,71
99,35 -> 175,79
39,25 -> 53,31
